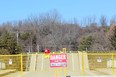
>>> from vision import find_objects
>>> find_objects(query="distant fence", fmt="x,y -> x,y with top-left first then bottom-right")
23,45 -> 79,53
23,45 -> 116,53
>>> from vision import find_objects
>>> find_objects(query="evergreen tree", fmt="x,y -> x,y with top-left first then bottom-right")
110,26 -> 116,50
79,36 -> 93,51
0,31 -> 22,54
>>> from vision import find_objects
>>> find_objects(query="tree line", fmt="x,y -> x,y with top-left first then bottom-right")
0,11 -> 116,54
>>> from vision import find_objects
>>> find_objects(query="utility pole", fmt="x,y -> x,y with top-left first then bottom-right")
86,47 -> 88,52
37,44 -> 39,53
28,46 -> 31,53
16,31 -> 19,45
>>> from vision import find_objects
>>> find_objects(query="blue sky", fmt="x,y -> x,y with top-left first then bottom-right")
0,0 -> 116,24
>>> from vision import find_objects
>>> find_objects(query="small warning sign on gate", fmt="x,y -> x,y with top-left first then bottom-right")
9,59 -> 12,65
50,54 -> 67,68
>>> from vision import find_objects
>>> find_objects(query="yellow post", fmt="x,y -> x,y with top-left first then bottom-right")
20,54 -> 23,77
54,69 -> 58,77
62,48 -> 66,53
60,67 -> 62,76
64,67 -> 66,77
112,53 -> 114,75
82,51 -> 84,76
56,69 -> 58,77
44,54 -> 50,58
54,69 -> 55,77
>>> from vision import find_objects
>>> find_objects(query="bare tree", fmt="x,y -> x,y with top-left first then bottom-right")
100,15 -> 107,26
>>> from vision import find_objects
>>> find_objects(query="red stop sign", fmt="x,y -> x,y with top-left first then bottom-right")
44,49 -> 50,54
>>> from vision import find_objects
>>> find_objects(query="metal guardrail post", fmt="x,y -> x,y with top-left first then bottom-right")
20,54 -> 23,77
82,51 -> 84,76
112,53 -> 114,75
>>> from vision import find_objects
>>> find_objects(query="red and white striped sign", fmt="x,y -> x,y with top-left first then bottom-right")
50,54 -> 67,68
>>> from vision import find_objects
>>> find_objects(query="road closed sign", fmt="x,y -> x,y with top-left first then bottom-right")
50,54 -> 67,68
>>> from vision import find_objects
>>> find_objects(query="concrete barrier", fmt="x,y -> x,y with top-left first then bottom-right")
29,54 -> 37,71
